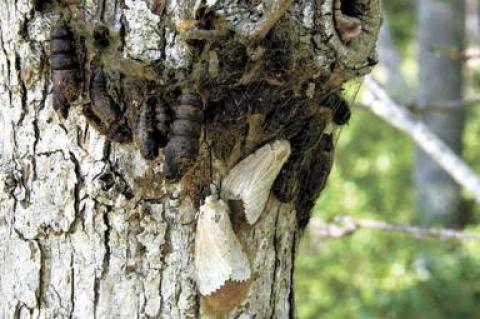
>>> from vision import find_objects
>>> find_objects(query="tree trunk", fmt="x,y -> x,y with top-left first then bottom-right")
0,0 -> 381,317
415,0 -> 466,227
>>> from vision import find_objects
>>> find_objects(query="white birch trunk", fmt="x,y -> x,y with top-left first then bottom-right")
0,0 -> 381,317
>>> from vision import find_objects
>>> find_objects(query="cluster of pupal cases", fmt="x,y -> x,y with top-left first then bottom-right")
50,25 -> 204,180
50,3 -> 355,181
50,18 -> 353,316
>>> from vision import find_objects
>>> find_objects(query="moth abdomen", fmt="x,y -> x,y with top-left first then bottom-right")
164,93 -> 203,179
50,25 -> 80,118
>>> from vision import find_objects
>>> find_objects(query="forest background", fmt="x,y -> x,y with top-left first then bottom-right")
296,1 -> 480,318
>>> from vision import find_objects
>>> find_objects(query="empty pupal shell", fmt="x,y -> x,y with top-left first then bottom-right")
221,140 -> 291,225
195,196 -> 251,296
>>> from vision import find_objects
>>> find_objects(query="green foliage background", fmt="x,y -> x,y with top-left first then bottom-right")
295,1 -> 480,318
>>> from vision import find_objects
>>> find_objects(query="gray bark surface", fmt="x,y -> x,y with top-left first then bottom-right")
416,0 -> 466,227
0,0 -> 381,317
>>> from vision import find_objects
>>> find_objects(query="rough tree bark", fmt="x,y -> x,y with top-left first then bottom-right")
415,0 -> 466,227
0,0 -> 381,317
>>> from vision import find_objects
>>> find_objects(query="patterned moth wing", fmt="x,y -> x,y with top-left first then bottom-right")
221,140 -> 291,225
195,196 -> 251,296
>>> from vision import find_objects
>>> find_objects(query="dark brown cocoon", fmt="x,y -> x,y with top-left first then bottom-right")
323,93 -> 351,125
272,158 -> 300,203
135,97 -> 170,160
50,25 -> 80,118
90,71 -> 121,126
85,69 -> 132,143
93,25 -> 111,48
164,93 -> 203,179
155,102 -> 170,135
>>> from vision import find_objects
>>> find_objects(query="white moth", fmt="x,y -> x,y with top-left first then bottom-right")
221,140 -> 291,225
195,196 -> 251,296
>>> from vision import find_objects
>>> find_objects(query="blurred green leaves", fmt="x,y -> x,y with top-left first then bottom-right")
382,0 -> 415,54
296,100 -> 480,319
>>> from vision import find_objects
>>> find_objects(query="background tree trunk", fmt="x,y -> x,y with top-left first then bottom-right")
415,0 -> 466,227
376,15 -> 411,105
0,0 -> 381,317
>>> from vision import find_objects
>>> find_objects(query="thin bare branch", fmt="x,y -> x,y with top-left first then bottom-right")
309,216 -> 480,241
361,76 -> 480,204
409,98 -> 480,113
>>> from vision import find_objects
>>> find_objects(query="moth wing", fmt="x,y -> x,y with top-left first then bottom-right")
222,140 -> 291,224
195,197 -> 251,295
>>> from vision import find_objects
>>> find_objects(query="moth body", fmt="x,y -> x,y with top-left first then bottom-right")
195,196 -> 251,296
222,140 -> 291,224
